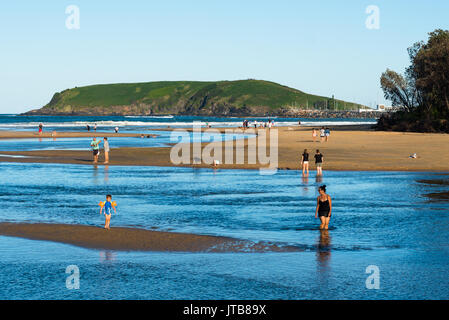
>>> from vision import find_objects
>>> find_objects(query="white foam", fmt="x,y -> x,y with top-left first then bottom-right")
0,120 -> 375,128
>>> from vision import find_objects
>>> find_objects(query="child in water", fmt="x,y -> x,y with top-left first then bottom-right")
99,194 -> 117,229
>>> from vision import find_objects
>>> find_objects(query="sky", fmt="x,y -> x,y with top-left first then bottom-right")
0,0 -> 448,113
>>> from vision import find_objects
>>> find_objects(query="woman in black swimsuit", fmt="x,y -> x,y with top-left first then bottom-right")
315,185 -> 332,230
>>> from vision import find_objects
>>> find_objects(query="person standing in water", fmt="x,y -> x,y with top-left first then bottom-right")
301,149 -> 310,176
315,185 -> 332,230
38,123 -> 43,135
103,137 -> 110,164
315,149 -> 324,176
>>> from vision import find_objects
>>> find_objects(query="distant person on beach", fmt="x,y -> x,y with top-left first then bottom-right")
315,185 -> 332,230
325,128 -> 330,142
99,194 -> 117,230
103,137 -> 110,164
254,120 -> 258,128
87,125 -> 90,131
94,124 -> 97,132
114,127 -> 119,133
91,137 -> 102,164
298,121 -> 301,127
320,127 -> 325,142
301,149 -> 310,176
312,128 -> 317,142
38,123 -> 43,135
315,149 -> 324,176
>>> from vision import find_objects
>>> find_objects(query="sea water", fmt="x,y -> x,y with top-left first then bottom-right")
0,163 -> 448,299
0,114 -> 376,132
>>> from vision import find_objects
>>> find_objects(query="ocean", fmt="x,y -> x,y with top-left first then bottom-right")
0,114 -> 376,132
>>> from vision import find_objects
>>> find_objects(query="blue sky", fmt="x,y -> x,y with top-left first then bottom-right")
1,0 -> 448,113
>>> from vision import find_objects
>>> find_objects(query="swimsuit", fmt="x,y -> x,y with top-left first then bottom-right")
318,198 -> 330,217
104,201 -> 113,215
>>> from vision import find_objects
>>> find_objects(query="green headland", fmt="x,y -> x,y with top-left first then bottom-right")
25,79 -> 366,116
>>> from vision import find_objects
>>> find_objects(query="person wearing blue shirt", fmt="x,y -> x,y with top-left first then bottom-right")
99,194 -> 117,229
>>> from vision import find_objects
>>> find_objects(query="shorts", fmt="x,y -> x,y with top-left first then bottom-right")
303,161 -> 309,164
318,211 -> 330,218
316,162 -> 322,167
93,150 -> 99,156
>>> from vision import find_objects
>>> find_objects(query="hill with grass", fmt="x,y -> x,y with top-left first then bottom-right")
25,80 -> 365,116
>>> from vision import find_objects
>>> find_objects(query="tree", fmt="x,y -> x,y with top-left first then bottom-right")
380,29 -> 449,119
380,69 -> 419,112
412,29 -> 449,118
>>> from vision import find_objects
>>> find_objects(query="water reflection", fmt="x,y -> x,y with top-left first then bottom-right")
301,175 -> 309,195
315,175 -> 323,184
99,251 -> 116,263
316,230 -> 331,268
104,165 -> 109,183
93,165 -> 99,184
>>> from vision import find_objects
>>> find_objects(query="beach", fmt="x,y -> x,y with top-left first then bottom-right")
0,125 -> 448,172
0,119 -> 448,300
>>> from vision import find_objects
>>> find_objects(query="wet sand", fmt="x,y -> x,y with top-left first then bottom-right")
0,222 -> 295,253
0,126 -> 449,171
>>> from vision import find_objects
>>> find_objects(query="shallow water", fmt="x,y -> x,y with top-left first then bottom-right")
0,163 -> 448,299
0,131 -> 254,151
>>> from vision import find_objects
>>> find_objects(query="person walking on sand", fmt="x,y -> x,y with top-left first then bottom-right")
91,137 -> 102,164
325,127 -> 330,142
320,127 -> 325,143
100,194 -> 117,229
312,128 -> 317,142
314,149 -> 324,176
301,149 -> 310,176
315,185 -> 332,230
103,137 -> 110,164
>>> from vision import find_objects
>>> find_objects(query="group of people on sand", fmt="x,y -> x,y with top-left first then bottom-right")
242,119 -> 275,129
86,124 -> 120,133
90,137 -> 110,164
301,149 -> 324,177
312,127 -> 331,143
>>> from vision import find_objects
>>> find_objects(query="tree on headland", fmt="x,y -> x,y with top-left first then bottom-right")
378,29 -> 449,132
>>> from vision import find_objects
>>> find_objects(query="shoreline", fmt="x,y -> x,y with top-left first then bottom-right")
0,222 -> 297,253
0,131 -> 144,140
0,125 -> 448,172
